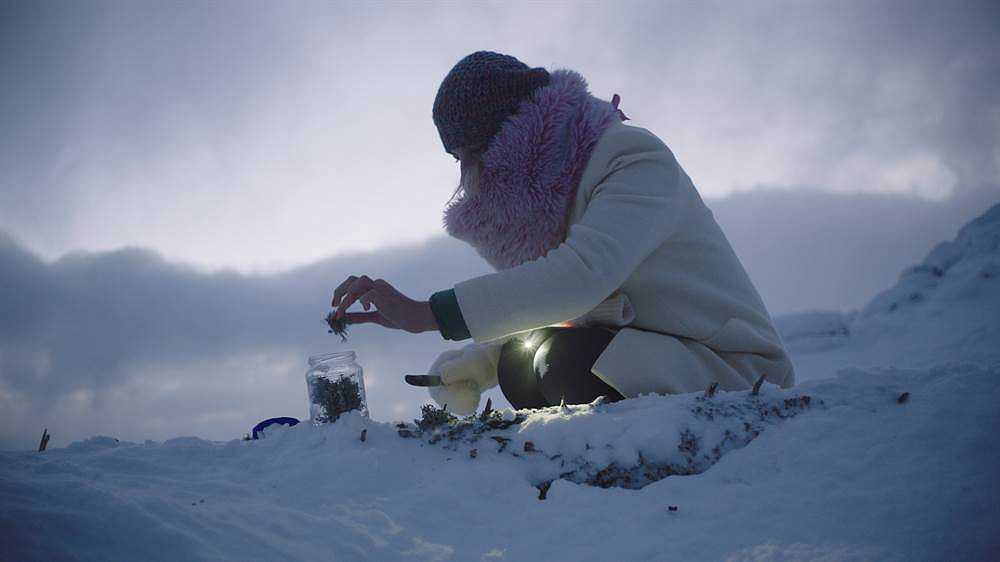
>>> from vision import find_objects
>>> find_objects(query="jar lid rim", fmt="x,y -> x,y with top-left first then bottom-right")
308,350 -> 356,364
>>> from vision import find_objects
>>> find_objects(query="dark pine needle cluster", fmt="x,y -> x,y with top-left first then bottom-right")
324,311 -> 349,342
311,375 -> 363,423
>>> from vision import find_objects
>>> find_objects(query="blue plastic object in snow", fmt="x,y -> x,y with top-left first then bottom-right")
251,417 -> 300,440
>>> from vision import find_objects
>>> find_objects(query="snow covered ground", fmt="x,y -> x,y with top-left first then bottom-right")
3,203 -> 999,562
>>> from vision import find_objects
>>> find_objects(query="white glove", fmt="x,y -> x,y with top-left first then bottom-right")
426,340 -> 505,416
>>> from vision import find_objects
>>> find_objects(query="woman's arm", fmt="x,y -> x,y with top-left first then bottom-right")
451,148 -> 687,343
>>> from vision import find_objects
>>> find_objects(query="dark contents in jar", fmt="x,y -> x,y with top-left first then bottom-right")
324,311 -> 349,342
311,375 -> 363,423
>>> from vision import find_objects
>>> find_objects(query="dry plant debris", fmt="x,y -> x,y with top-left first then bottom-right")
323,311 -> 349,342
310,376 -> 363,423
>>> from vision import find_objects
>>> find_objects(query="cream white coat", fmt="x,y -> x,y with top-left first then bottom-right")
429,120 -> 795,415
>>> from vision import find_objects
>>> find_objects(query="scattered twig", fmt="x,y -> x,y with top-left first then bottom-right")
559,396 -> 570,413
491,436 -> 510,453
751,375 -> 765,396
469,448 -> 477,459
783,395 -> 812,408
523,441 -> 537,453
479,397 -> 493,421
416,403 -> 457,430
705,382 -> 719,397
897,392 -> 910,404
38,428 -> 50,452
537,480 -> 552,500
668,505 -> 679,512
360,429 -> 367,442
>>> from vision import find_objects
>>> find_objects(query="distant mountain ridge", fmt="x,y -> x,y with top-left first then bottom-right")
860,201 -> 1000,318
776,201 -> 1000,375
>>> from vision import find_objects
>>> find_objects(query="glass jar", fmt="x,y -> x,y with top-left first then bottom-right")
305,351 -> 369,424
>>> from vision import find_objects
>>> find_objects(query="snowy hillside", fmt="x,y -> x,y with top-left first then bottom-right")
3,203 -> 1000,562
776,201 -> 1000,382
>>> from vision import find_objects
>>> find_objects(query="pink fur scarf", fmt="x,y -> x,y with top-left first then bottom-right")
442,68 -> 629,271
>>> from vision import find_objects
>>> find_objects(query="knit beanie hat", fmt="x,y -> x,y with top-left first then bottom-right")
432,51 -> 550,154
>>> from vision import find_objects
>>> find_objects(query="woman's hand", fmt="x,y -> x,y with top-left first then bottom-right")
330,275 -> 439,334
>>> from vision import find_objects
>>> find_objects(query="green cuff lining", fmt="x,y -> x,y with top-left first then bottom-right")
429,288 -> 472,341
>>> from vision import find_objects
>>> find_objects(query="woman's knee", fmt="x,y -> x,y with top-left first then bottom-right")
533,327 -> 622,405
497,334 -> 550,409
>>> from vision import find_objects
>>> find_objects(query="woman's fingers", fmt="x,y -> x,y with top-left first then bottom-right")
329,276 -> 431,334
335,276 -> 399,317
335,275 -> 374,318
331,275 -> 359,308
360,288 -> 376,311
371,277 -> 396,295
344,311 -> 395,328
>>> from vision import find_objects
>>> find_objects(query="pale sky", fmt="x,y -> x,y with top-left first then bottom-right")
2,1 -> 999,450
3,0 -> 998,272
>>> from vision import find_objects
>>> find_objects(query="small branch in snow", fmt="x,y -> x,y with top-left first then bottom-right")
491,436 -> 511,453
897,392 -> 910,404
416,403 -> 457,431
705,382 -> 719,397
537,481 -> 552,500
752,375 -> 765,395
479,398 -> 493,421
38,428 -> 50,452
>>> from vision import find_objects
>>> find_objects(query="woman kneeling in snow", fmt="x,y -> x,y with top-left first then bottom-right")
329,51 -> 795,416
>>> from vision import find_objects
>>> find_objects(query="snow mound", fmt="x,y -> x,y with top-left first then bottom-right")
396,384 -> 815,492
4,203 -> 1000,561
3,362 -> 997,561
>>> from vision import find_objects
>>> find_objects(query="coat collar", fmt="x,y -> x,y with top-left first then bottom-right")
442,68 -> 628,270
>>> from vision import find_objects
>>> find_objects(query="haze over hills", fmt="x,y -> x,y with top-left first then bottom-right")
0,187 -> 996,451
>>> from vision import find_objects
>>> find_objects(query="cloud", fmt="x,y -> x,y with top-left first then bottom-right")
707,186 -> 999,313
1,1 -> 998,271
597,1 -> 1000,198
3,187 -> 996,450
0,231 -> 496,450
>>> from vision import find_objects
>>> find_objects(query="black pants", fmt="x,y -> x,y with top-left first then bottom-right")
497,326 -> 626,409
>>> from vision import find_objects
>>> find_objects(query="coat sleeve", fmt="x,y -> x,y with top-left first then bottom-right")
428,287 -> 472,341
453,148 -> 688,343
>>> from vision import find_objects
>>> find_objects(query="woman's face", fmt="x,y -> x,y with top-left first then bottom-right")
447,145 -> 483,200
